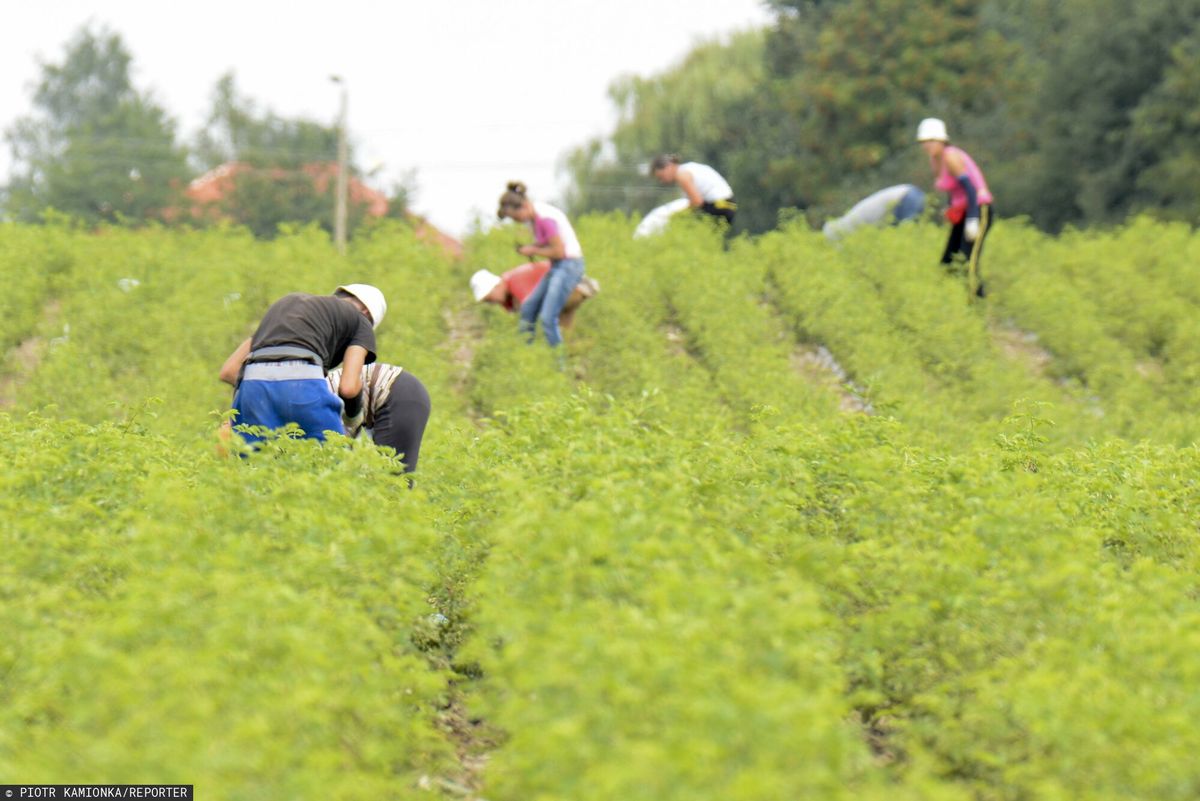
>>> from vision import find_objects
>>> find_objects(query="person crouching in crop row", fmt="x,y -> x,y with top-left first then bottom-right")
218,284 -> 384,445
470,262 -> 599,332
325,361 -> 431,475
823,184 -> 926,241
496,181 -> 586,348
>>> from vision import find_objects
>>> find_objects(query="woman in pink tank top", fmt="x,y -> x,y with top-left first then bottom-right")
917,118 -> 994,298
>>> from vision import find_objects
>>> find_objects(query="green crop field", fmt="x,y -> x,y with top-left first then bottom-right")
2,216 -> 1199,800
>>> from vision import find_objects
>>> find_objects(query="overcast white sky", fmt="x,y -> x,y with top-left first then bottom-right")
1,1 -> 772,237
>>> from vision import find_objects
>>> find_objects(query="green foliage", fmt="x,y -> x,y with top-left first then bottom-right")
562,31 -> 766,226
565,1 -> 1200,233
193,72 -> 342,171
190,72 -> 387,240
1025,0 -> 1200,229
217,168 -> 377,241
3,215 -> 1200,798
1128,24 -> 1200,220
0,415 -> 452,794
762,0 -> 1024,220
3,25 -> 189,225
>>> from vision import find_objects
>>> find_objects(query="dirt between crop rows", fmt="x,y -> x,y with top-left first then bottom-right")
0,300 -> 62,408
991,319 -> 1054,377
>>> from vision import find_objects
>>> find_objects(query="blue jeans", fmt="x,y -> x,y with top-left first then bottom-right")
233,377 -> 344,444
519,258 -> 584,347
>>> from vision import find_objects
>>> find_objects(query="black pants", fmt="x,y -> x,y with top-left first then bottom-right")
698,197 -> 736,225
373,371 -> 431,473
941,204 -> 993,296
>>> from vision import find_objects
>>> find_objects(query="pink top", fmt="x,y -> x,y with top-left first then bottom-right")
532,216 -> 559,247
934,146 -> 993,212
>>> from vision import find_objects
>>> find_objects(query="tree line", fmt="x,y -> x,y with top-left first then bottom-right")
565,0 -> 1200,234
1,25 -> 413,238
9,3 -> 1200,239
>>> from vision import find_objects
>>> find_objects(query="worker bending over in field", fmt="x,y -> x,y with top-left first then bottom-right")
650,155 -> 737,225
917,118 -> 994,298
470,262 -> 599,332
634,198 -> 691,238
823,184 -> 925,241
496,181 -> 586,348
218,284 -> 384,444
325,362 -> 431,474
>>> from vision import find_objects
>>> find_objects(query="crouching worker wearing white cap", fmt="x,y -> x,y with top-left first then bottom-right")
326,362 -> 430,475
470,263 -> 599,332
218,284 -> 385,445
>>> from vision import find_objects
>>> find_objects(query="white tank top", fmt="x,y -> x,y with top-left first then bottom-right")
679,162 -> 733,202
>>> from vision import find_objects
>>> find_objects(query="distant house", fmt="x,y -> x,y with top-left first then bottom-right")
182,161 -> 461,257
184,161 -> 388,221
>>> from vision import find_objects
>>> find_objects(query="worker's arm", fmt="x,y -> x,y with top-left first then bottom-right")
337,346 -> 369,436
676,171 -> 705,208
518,234 -> 566,261
219,338 -> 252,386
337,345 -> 368,399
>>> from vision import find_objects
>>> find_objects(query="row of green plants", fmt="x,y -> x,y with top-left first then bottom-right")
989,217 -> 1200,443
443,388 -> 1200,800
3,215 -> 1200,799
439,216 -> 1200,799
1,220 -> 454,438
454,216 -> 1200,798
0,221 -> 471,798
0,414 -> 455,794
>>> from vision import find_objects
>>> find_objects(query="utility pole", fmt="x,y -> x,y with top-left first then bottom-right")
331,75 -> 348,254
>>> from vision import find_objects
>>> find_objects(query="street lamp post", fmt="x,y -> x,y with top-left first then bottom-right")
331,75 -> 348,254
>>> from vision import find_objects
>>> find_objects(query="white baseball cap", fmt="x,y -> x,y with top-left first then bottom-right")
335,283 -> 387,329
470,269 -> 502,302
916,117 -> 949,143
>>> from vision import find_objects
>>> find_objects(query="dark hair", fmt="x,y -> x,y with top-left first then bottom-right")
497,181 -> 528,219
650,154 -> 680,174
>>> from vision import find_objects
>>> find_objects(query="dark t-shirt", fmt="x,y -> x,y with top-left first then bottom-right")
250,293 -> 377,370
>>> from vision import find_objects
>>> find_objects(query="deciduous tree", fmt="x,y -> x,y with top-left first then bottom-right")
3,25 -> 189,224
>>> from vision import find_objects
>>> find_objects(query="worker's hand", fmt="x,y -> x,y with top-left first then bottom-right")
516,244 -> 537,257
341,392 -> 365,437
964,217 -> 980,242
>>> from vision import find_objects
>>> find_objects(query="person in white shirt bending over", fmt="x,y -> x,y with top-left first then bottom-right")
650,155 -> 737,225
823,184 -> 926,241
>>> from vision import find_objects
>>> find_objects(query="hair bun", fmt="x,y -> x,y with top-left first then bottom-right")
506,181 -> 527,196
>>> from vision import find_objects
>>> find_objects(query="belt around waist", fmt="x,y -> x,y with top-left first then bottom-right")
246,345 -> 323,365
242,362 -> 326,381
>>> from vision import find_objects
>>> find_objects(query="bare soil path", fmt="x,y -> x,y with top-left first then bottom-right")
0,300 -> 62,408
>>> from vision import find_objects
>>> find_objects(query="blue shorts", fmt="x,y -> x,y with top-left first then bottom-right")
232,362 -> 344,444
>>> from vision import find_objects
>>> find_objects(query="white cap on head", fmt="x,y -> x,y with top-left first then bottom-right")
335,283 -> 387,329
470,269 -> 502,302
916,117 -> 949,143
